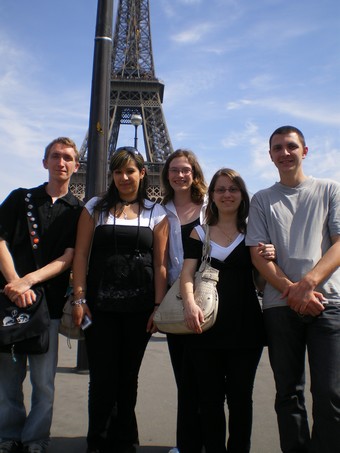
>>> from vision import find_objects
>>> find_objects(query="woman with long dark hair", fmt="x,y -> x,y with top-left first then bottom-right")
72,147 -> 169,453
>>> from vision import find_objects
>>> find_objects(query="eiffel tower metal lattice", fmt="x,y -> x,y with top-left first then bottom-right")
71,0 -> 173,201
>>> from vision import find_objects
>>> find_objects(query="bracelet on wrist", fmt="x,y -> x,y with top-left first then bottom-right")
154,303 -> 160,307
71,298 -> 87,307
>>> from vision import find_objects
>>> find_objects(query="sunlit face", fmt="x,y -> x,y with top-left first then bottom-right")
112,159 -> 145,199
212,175 -> 242,214
43,143 -> 79,182
269,132 -> 308,175
168,156 -> 193,193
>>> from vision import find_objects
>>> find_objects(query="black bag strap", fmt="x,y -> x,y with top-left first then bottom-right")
24,191 -> 44,270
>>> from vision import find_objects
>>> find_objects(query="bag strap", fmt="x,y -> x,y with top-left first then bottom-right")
24,191 -> 43,270
201,224 -> 212,266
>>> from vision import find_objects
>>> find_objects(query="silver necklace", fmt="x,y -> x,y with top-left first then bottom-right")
216,224 -> 238,245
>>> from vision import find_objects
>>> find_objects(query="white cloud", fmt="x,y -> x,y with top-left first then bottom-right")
171,23 -> 215,44
224,97 -> 340,127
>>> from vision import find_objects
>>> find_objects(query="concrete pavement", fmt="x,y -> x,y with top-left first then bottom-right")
23,333 -> 312,453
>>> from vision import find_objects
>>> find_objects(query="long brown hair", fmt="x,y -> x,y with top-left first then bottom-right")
205,168 -> 249,233
161,149 -> 207,205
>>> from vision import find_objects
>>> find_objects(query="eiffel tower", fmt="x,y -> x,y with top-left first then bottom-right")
71,0 -> 173,201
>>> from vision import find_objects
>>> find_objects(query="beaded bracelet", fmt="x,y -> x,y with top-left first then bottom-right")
71,298 -> 87,307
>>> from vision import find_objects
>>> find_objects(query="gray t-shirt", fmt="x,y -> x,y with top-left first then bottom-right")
246,177 -> 340,309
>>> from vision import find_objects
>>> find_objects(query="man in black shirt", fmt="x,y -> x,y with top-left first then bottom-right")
0,137 -> 83,453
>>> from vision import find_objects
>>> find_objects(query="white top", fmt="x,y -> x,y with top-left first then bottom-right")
85,197 -> 167,229
164,199 -> 207,285
195,225 -> 244,261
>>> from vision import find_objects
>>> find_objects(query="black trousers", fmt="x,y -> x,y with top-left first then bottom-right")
178,346 -> 263,453
85,310 -> 151,452
166,333 -> 188,387
167,333 -> 204,450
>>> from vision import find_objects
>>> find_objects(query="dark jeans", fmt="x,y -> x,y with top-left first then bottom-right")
264,305 -> 340,453
85,310 -> 151,452
178,346 -> 263,453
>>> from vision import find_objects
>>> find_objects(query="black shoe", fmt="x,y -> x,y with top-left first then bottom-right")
0,441 -> 23,453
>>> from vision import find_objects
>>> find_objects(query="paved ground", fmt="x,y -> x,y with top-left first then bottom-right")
23,333 -> 312,453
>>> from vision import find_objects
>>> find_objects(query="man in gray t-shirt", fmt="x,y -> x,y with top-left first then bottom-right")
246,125 -> 340,453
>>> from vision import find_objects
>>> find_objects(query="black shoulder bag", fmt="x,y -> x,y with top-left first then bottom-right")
0,191 -> 50,360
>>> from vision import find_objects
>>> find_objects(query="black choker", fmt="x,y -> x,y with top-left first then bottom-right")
119,198 -> 138,206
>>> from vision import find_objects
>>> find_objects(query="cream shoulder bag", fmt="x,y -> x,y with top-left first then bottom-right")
154,225 -> 219,334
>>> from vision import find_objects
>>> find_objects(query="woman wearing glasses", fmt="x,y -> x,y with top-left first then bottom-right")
179,168 -> 275,453
72,147 -> 169,453
161,149 -> 207,453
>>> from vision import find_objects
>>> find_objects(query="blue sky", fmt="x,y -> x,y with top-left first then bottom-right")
1,0 -> 339,201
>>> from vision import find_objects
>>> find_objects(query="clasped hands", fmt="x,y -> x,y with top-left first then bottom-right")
282,280 -> 326,317
3,278 -> 37,308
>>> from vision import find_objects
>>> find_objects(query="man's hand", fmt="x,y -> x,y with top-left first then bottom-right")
12,289 -> 37,308
4,277 -> 32,301
282,281 -> 325,316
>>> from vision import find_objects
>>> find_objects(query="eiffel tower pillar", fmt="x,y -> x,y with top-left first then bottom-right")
72,0 -> 174,201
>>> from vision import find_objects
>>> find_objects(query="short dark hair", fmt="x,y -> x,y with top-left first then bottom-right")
269,126 -> 306,148
44,137 -> 80,162
161,149 -> 207,204
205,168 -> 249,234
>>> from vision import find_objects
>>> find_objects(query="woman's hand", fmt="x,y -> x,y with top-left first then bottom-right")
257,242 -> 276,261
146,306 -> 159,334
72,302 -> 92,327
184,300 -> 204,334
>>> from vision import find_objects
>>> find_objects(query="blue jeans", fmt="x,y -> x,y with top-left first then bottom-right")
264,305 -> 340,453
0,319 -> 59,446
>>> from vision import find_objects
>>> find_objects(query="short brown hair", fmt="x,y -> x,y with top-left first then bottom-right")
269,126 -> 306,148
44,137 -> 80,162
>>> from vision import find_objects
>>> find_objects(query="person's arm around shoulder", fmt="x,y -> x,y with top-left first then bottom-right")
147,215 -> 169,333
72,207 -> 95,326
180,229 -> 204,334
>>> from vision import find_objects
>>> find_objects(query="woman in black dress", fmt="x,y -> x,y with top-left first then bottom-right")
72,147 -> 169,453
179,168 -> 275,453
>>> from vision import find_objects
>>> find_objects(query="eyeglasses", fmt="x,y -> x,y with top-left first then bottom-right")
213,186 -> 240,194
169,167 -> 192,175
